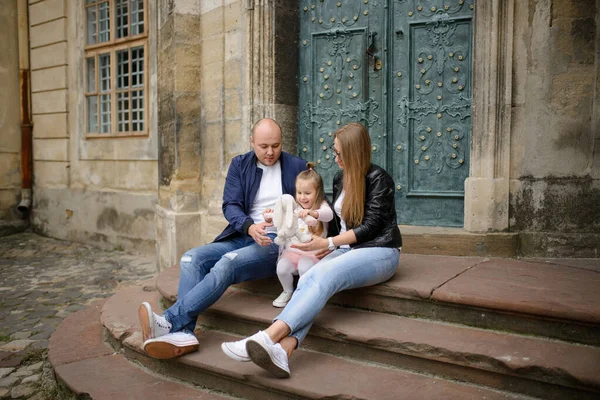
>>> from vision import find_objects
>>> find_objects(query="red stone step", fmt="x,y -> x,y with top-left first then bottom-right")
156,254 -> 599,345
48,296 -> 230,400
199,290 -> 600,400
102,285 -> 530,400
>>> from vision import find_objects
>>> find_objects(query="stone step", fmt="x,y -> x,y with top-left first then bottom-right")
399,225 -> 519,257
100,285 -> 531,400
48,297 -> 233,400
197,289 -> 600,400
158,255 -> 600,345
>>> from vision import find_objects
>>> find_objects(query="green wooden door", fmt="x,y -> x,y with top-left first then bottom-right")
298,0 -> 473,227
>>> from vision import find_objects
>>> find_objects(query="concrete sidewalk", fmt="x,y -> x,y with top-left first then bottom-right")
0,232 -> 157,400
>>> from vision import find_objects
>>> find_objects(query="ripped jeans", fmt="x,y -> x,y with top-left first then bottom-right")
163,233 -> 278,333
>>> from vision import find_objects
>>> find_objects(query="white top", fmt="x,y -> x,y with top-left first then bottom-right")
249,160 -> 282,233
333,190 -> 350,249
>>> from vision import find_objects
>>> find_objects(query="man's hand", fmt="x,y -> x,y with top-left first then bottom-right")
248,222 -> 273,246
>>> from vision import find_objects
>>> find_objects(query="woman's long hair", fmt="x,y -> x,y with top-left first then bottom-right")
296,162 -> 326,236
334,122 -> 371,227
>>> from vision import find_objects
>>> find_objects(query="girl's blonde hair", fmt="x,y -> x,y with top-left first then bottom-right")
334,122 -> 371,227
296,162 -> 326,236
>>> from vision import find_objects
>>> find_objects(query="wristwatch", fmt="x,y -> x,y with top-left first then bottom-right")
328,237 -> 336,251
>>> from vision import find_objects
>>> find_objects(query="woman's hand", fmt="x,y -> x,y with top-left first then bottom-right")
291,235 -> 328,252
262,208 -> 274,223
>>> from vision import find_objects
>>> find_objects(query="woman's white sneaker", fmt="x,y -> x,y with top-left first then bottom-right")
272,291 -> 293,308
138,301 -> 172,341
246,337 -> 290,378
221,330 -> 271,362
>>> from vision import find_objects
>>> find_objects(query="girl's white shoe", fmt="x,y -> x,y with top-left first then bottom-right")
272,291 -> 293,308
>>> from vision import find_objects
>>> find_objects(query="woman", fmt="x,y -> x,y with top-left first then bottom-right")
221,122 -> 402,378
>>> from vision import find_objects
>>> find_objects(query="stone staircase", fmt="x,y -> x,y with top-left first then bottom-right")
49,254 -> 600,399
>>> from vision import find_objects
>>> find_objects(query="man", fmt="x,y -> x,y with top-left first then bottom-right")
138,118 -> 307,359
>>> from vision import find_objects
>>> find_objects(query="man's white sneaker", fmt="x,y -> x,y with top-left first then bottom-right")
221,331 -> 271,362
138,301 -> 172,342
246,337 -> 290,378
143,332 -> 199,359
272,291 -> 293,308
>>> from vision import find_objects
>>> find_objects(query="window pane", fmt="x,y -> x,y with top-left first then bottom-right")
86,57 -> 96,92
100,94 -> 111,133
87,96 -> 98,132
99,53 -> 111,92
116,0 -> 129,38
131,46 -> 143,87
131,90 -> 144,131
117,49 -> 129,89
117,92 -> 130,132
86,6 -> 97,45
85,0 -> 96,4
98,2 -> 110,42
131,0 -> 144,35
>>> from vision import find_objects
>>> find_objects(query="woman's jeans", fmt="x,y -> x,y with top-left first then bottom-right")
275,246 -> 400,345
164,233 -> 278,333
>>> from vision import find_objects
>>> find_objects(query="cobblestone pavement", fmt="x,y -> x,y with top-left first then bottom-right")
0,232 -> 157,399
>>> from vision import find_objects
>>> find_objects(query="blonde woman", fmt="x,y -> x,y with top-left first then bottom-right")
221,122 -> 402,377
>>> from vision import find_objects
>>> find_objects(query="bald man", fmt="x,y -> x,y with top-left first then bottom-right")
138,119 -> 307,359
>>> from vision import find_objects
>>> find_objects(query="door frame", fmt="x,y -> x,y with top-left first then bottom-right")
246,0 -> 514,233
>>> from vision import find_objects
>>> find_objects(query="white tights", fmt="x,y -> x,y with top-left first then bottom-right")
276,256 -> 317,293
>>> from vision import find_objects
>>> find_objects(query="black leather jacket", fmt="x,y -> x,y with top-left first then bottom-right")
330,164 -> 402,249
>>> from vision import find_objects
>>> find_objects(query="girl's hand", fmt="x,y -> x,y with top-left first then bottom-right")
291,235 -> 328,251
298,209 -> 311,219
262,208 -> 274,223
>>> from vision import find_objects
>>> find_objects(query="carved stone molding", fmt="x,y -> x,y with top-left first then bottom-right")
464,0 -> 514,232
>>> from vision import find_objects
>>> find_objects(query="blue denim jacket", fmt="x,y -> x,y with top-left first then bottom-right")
214,151 -> 307,242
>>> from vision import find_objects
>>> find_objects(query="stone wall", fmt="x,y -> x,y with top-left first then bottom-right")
509,0 -> 599,256
28,0 -> 158,253
0,2 -> 24,231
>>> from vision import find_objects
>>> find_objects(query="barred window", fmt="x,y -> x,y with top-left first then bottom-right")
84,0 -> 148,137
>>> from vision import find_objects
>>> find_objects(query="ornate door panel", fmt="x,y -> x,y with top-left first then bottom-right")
298,0 -> 473,227
298,0 -> 385,194
391,0 -> 473,226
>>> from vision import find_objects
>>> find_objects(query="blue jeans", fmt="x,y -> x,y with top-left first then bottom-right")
164,233 -> 278,333
275,246 -> 400,345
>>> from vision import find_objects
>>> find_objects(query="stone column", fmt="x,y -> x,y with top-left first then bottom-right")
155,0 -> 204,271
243,0 -> 299,153
463,0 -> 514,232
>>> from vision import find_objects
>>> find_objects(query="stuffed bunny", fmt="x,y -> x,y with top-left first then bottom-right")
269,194 -> 316,248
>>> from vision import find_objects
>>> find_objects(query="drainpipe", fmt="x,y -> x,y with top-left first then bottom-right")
17,0 -> 32,217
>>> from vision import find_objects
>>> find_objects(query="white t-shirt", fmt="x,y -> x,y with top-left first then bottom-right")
249,160 -> 282,234
333,190 -> 350,249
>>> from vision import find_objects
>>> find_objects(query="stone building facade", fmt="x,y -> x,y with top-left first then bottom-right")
0,0 -> 598,268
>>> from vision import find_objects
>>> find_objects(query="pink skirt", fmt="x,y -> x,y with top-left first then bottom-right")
280,248 -> 320,268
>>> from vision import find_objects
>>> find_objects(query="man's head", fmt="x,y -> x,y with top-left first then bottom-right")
251,118 -> 283,166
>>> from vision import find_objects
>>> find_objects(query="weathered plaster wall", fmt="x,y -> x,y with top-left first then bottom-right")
509,0 -> 600,246
29,0 -> 158,254
0,3 -> 23,228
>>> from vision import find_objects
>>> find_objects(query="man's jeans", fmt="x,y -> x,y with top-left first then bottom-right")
164,233 -> 278,333
275,246 -> 400,345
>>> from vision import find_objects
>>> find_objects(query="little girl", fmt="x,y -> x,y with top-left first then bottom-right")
264,163 -> 333,307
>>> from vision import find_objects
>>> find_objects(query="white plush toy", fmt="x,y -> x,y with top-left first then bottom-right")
267,194 -> 317,248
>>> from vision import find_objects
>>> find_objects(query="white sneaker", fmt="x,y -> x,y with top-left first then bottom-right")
272,291 -> 293,308
246,336 -> 290,378
143,332 -> 199,359
221,331 -> 271,362
138,302 -> 172,342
